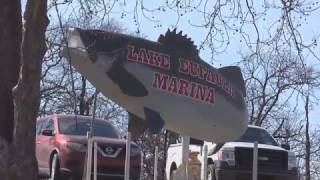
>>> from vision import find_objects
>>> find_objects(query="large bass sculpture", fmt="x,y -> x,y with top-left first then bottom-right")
63,28 -> 248,142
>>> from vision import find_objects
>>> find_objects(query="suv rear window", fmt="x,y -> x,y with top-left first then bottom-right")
58,117 -> 119,138
235,127 -> 278,146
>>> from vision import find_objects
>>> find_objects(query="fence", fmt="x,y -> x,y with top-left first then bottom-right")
83,135 -> 259,180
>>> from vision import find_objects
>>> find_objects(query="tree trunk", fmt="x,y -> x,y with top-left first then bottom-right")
305,95 -> 311,180
0,0 -> 22,179
10,0 -> 49,179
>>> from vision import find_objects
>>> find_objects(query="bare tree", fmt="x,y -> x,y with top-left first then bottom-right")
1,0 -> 320,179
304,95 -> 311,180
239,44 -> 320,179
239,47 -> 308,127
0,0 -> 49,180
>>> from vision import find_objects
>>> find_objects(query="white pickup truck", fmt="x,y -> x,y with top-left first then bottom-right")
166,125 -> 299,180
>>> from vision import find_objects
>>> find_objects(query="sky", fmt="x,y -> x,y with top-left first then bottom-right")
43,0 -> 320,124
94,0 -> 320,124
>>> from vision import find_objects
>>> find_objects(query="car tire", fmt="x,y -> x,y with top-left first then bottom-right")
207,164 -> 216,180
170,169 -> 177,180
50,153 -> 62,180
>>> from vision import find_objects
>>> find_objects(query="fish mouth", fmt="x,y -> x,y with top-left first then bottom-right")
64,28 -> 130,63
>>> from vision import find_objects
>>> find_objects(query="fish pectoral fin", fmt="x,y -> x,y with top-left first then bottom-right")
144,107 -> 164,134
107,64 -> 148,97
128,112 -> 147,138
128,108 -> 164,137
190,138 -> 204,146
218,66 -> 246,96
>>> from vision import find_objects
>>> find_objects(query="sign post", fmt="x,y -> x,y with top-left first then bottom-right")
124,132 -> 132,180
85,132 -> 93,180
154,146 -> 159,180
182,135 -> 190,179
93,141 -> 98,180
201,145 -> 208,180
252,141 -> 258,180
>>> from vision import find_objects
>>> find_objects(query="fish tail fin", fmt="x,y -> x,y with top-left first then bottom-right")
218,66 -> 246,96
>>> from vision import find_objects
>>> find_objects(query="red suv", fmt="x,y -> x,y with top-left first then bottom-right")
36,114 -> 142,180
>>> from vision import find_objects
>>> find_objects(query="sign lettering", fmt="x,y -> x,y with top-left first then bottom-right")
127,45 -> 234,104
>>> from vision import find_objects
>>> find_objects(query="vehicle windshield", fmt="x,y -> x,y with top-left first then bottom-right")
235,127 -> 278,146
58,117 -> 120,138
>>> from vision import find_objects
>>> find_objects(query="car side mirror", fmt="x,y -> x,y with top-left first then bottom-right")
281,143 -> 290,150
41,129 -> 54,136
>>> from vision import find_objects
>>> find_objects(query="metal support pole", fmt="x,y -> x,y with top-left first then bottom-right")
182,135 -> 190,179
182,136 -> 190,164
201,145 -> 208,180
252,141 -> 258,180
86,133 -> 93,180
154,146 -> 159,180
124,132 -> 132,180
93,141 -> 98,180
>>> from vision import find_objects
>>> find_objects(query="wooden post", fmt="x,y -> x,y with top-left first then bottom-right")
201,145 -> 208,180
124,132 -> 132,180
154,146 -> 159,180
252,141 -> 258,180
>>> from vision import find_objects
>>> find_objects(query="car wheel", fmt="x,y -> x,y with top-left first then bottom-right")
170,169 -> 177,180
50,153 -> 61,180
207,164 -> 216,180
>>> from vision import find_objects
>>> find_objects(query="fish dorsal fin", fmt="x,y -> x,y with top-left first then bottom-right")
158,29 -> 199,60
218,66 -> 246,96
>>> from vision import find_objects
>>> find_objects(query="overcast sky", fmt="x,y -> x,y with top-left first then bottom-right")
43,0 -> 320,124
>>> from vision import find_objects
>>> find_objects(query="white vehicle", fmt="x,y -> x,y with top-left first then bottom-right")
166,125 -> 299,180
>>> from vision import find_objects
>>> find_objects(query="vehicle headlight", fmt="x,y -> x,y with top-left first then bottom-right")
288,153 -> 297,170
218,149 -> 235,166
66,142 -> 87,152
131,147 -> 141,157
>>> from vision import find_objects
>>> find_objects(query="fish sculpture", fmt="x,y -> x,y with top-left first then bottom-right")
63,28 -> 248,142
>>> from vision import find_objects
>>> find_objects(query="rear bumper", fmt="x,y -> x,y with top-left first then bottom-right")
214,161 -> 299,180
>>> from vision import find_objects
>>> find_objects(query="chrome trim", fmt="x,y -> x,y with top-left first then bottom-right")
97,146 -> 123,158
